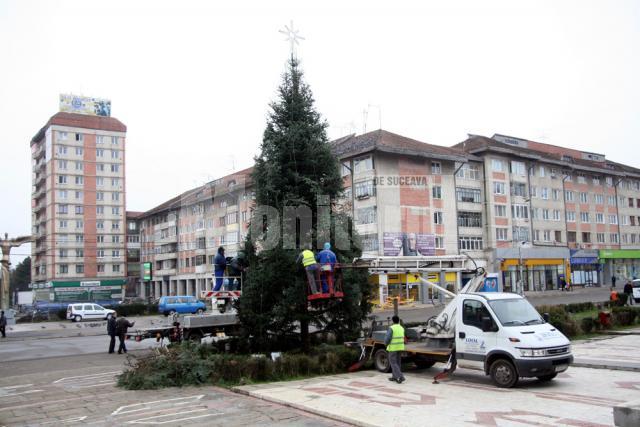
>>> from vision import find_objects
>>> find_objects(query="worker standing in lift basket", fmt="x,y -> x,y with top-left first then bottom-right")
214,246 -> 226,291
316,242 -> 337,293
385,315 -> 406,384
297,246 -> 320,294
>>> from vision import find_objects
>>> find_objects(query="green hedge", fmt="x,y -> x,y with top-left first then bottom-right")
118,342 -> 359,390
537,305 -> 582,337
113,303 -> 158,317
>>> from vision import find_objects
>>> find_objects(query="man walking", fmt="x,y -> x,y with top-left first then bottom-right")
0,311 -> 6,338
116,315 -> 135,354
385,315 -> 406,384
624,281 -> 634,306
612,275 -> 617,288
214,246 -> 227,291
107,312 -> 118,353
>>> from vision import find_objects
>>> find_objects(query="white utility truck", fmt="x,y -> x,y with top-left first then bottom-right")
356,271 -> 573,388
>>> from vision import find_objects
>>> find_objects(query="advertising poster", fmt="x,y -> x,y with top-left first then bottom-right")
59,94 -> 111,117
383,232 -> 435,256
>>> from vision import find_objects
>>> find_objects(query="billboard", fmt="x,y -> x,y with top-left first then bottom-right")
383,232 -> 436,256
143,262 -> 153,281
59,94 -> 111,117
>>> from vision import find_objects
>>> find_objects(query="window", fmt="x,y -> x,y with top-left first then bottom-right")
97,250 -> 105,258
97,264 -> 105,272
609,215 -> 618,225
76,264 -> 84,274
111,178 -> 119,187
112,221 -> 120,230
597,233 -> 605,244
58,190 -> 68,199
96,206 -> 104,214
630,198 -> 636,208
580,212 -> 590,223
59,264 -> 69,274
623,215 -> 629,226
606,177 -> 613,187
431,161 -> 441,175
577,174 -> 587,184
582,232 -> 591,243
75,176 -> 84,185
58,204 -> 69,214
58,159 -> 67,170
491,159 -> 504,172
435,236 -> 444,249
596,213 -> 604,224
112,235 -> 120,243
494,205 -> 507,217
75,191 -> 83,200
564,172 -> 572,182
97,236 -> 104,243
553,210 -> 561,221
552,189 -> 560,201
513,226 -> 530,242
608,195 -> 616,205
543,230 -> 551,242
111,150 -> 119,159
112,265 -> 121,273
457,211 -> 482,227
226,212 -> 238,224
456,187 -> 481,203
59,220 -> 67,228
432,186 -> 442,199
534,230 -> 540,241
634,217 -> 638,226
112,207 -> 120,215
111,164 -> 119,172
539,166 -> 546,177
341,162 -> 350,177
59,249 -> 68,258
96,149 -> 104,158
511,204 -> 529,219
75,205 -> 83,215
97,135 -> 104,144
434,211 -> 444,225
610,234 -> 619,244
75,133 -> 83,142
111,136 -> 118,145
219,216 -> 226,227
555,231 -> 562,242
354,156 -> 373,173
112,250 -> 121,258
542,209 -> 550,220
58,175 -> 68,184
540,187 -> 548,200
75,220 -> 83,228
128,221 -> 136,231
97,192 -> 104,201
75,234 -> 84,243
57,145 -> 67,155
458,237 -> 483,250
112,192 -> 120,201
594,194 -> 604,204
75,147 -> 83,156
565,191 -> 574,202
362,234 -> 379,252
496,228 -> 508,241
593,177 -> 601,186
97,220 -> 104,229
580,192 -> 588,203
462,299 -> 494,330
456,164 -> 481,180
531,208 -> 539,220
510,161 -> 525,175
58,131 -> 68,140
97,163 -> 105,172
225,231 -> 239,244
566,211 -> 576,222
511,182 -> 526,197
355,180 -> 376,198
356,207 -> 377,224
241,211 -> 248,222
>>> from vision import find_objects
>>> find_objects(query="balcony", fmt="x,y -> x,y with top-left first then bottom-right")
155,268 -> 176,276
155,252 -> 178,261
195,265 -> 210,274
154,220 -> 176,232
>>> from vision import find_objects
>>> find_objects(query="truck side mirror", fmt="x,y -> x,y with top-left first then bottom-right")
542,313 -> 550,323
481,316 -> 494,332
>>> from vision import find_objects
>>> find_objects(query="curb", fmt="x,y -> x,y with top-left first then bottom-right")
231,386 -> 374,427
572,361 -> 640,372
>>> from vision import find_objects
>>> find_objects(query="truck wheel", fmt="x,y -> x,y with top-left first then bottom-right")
489,359 -> 518,388
374,348 -> 391,373
537,373 -> 557,382
414,358 -> 436,369
196,309 -> 204,314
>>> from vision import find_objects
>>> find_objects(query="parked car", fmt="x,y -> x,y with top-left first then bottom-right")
158,296 -> 206,316
631,279 -> 640,303
67,303 -> 116,322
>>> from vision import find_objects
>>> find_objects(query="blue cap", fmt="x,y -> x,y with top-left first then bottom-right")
324,242 -> 331,250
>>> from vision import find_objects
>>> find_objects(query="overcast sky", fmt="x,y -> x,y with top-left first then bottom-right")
1,0 -> 639,265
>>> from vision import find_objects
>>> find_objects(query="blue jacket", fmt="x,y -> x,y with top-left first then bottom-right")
214,253 -> 227,273
316,249 -> 337,266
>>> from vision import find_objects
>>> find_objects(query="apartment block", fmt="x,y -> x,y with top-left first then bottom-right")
30,99 -> 128,302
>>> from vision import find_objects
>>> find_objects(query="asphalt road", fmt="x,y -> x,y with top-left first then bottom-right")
0,354 -> 347,427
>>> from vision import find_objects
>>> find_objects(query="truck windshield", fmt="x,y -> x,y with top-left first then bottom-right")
488,299 -> 543,326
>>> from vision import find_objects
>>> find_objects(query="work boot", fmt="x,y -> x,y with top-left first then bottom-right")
388,377 -> 396,382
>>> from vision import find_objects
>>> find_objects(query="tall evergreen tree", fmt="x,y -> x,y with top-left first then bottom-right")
238,57 -> 371,351
10,256 -> 31,293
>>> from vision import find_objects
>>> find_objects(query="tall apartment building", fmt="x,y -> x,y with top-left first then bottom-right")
455,134 -> 640,291
131,129 -> 640,299
31,96 -> 128,302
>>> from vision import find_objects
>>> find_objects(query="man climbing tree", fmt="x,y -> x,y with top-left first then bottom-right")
238,56 -> 371,351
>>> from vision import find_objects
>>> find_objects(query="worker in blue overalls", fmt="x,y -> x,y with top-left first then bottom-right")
316,242 -> 337,293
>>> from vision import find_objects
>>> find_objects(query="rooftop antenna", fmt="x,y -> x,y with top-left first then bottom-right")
362,109 -> 369,134
368,104 -> 382,130
279,20 -> 305,58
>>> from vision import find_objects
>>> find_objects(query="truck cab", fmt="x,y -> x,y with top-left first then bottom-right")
455,292 -> 572,387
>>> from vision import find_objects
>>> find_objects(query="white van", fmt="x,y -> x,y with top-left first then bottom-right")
67,303 -> 115,322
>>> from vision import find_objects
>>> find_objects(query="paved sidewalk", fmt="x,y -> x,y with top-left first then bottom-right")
572,330 -> 640,372
236,366 -> 639,427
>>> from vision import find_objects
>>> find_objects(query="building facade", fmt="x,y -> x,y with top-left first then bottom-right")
30,106 -> 128,302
